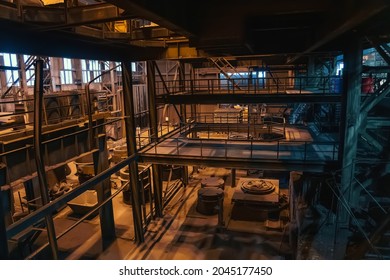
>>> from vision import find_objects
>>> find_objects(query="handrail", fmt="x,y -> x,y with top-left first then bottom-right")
155,75 -> 341,96
139,132 -> 339,162
6,153 -> 138,239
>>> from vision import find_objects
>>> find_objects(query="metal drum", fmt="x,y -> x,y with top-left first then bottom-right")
201,177 -> 225,189
196,187 -> 224,215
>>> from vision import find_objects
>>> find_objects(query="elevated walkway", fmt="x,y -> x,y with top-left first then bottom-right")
138,124 -> 339,172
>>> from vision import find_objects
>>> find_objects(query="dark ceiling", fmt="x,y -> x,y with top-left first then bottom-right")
0,0 -> 389,62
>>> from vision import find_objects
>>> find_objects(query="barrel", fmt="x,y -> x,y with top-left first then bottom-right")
196,187 -> 224,215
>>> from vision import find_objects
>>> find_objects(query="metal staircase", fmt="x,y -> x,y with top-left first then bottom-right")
290,103 -> 309,124
209,57 -> 242,90
346,40 -> 390,259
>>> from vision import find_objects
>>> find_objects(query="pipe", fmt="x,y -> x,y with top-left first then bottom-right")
33,59 -> 59,259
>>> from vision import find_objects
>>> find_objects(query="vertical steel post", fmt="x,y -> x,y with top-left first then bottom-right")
147,61 -> 163,217
33,59 -> 58,259
0,189 -> 9,259
335,34 -> 363,259
122,61 -> 144,243
217,195 -> 224,227
179,60 -> 187,122
147,61 -> 158,139
231,169 -> 236,188
340,35 -> 362,214
93,135 -> 116,247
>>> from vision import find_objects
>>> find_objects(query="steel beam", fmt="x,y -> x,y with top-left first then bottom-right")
103,0 -> 196,38
157,93 -> 342,104
0,189 -> 9,259
152,164 -> 163,217
231,169 -> 236,188
33,59 -> 59,260
146,61 -> 163,216
179,61 -> 187,122
338,35 -> 362,233
363,65 -> 390,74
147,61 -> 158,140
288,0 -> 388,63
130,27 -> 176,41
93,135 -> 116,247
122,61 -> 144,243
0,65 -> 19,71
0,2 -> 18,21
22,4 -> 124,27
361,132 -> 383,152
367,117 -> 390,128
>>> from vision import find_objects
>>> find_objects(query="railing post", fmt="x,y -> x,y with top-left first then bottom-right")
304,141 -> 307,161
250,138 -> 253,159
200,139 -> 203,157
225,139 -> 227,158
299,77 -> 302,93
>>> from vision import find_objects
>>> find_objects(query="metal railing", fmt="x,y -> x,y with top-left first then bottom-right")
155,76 -> 342,96
141,134 -> 339,162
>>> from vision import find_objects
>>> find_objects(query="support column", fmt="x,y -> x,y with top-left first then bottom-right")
335,34 -> 362,259
231,169 -> 236,188
307,56 -> 316,84
152,165 -> 163,217
33,59 -> 58,259
147,61 -> 158,139
182,166 -> 189,186
0,56 -> 6,91
179,60 -> 187,122
17,55 -> 30,125
0,190 -> 9,259
122,61 -> 144,243
93,135 -> 116,247
190,65 -> 197,121
340,35 -> 362,217
49,57 -> 61,92
147,61 -> 163,217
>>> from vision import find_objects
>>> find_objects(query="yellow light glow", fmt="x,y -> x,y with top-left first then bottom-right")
41,0 -> 64,5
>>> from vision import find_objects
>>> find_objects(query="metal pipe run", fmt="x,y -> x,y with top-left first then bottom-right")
33,58 -> 59,259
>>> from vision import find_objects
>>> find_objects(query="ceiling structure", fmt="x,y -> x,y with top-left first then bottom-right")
0,0 -> 390,62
